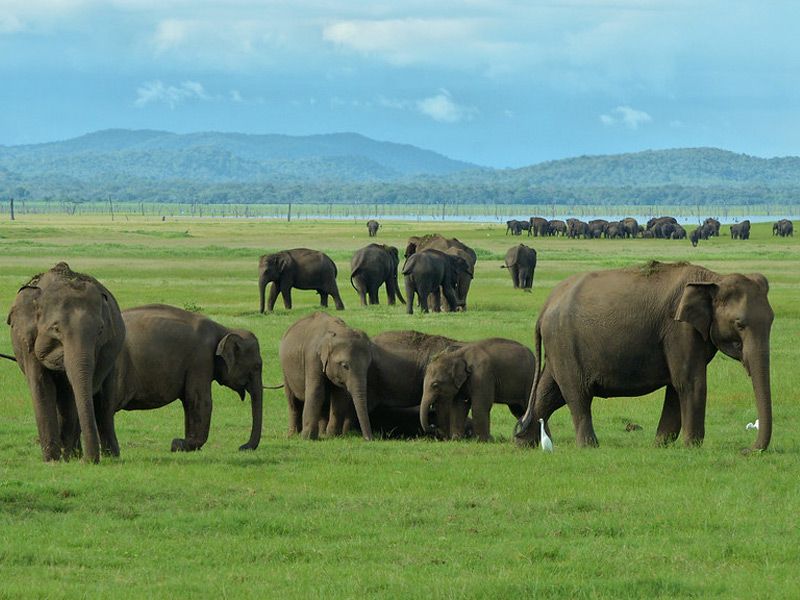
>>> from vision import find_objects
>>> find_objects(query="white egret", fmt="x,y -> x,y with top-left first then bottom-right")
539,418 -> 554,453
745,419 -> 759,431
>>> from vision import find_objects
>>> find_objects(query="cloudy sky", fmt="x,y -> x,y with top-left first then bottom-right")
1,0 -> 799,167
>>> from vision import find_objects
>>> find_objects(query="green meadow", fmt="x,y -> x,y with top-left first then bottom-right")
0,215 -> 798,598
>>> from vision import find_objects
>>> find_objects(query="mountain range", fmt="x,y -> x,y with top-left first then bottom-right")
1,129 -> 799,205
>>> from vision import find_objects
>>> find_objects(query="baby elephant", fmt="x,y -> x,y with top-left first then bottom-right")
420,338 -> 534,441
99,304 -> 264,455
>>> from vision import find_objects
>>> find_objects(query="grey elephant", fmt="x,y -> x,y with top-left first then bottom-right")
420,338 -> 534,441
568,219 -> 589,239
703,218 -> 721,236
587,219 -> 608,238
99,304 -> 263,455
548,219 -> 567,236
502,244 -> 537,290
405,234 -> 477,311
671,224 -> 687,240
621,218 -> 639,238
402,249 -> 471,314
259,248 -> 344,312
279,312 -> 373,440
6,262 -> 125,463
367,220 -> 380,237
515,261 -> 773,452
604,222 -> 625,239
730,220 -> 751,240
529,217 -> 549,237
350,244 -> 406,306
773,219 -> 793,237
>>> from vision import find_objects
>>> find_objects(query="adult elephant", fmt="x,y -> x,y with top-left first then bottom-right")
502,244 -> 537,290
350,244 -> 405,306
505,220 -> 523,236
548,219 -> 567,236
621,217 -> 640,238
775,219 -> 793,237
6,262 -> 125,463
604,222 -> 625,239
366,220 -> 380,237
515,261 -> 774,452
587,219 -> 608,238
405,234 -> 477,311
703,218 -> 721,236
671,224 -> 687,240
568,219 -> 589,239
529,217 -> 549,237
279,312 -> 373,440
402,249 -> 470,314
259,248 -> 344,312
689,227 -> 703,247
730,220 -> 751,240
100,305 -> 263,455
420,338 -> 534,441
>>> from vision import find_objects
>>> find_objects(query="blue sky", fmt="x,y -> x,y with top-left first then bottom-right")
1,0 -> 799,167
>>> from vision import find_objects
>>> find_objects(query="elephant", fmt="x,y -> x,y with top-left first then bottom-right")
730,220 -> 751,240
405,234 -> 477,311
568,219 -> 589,239
502,244 -> 537,290
350,244 -> 406,306
690,227 -> 702,247
647,216 -> 677,230
548,219 -> 568,236
773,219 -> 793,237
420,338 -> 534,441
515,261 -> 774,452
402,249 -> 471,314
259,248 -> 344,312
505,220 -> 523,236
6,262 -> 125,463
671,224 -> 687,240
99,304 -> 263,455
587,219 -> 608,238
529,217 -> 549,237
367,220 -> 380,237
604,222 -> 625,239
621,218 -> 640,238
703,218 -> 721,236
279,312 -> 373,440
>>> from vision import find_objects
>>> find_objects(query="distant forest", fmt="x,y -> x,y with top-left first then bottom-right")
1,130 -> 799,206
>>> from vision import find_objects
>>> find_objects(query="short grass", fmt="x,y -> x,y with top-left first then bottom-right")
0,215 -> 798,598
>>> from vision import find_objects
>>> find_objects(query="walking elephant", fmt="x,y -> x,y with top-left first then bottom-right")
548,220 -> 567,236
529,217 -> 549,237
402,249 -> 471,314
502,244 -> 537,290
279,312 -> 373,440
100,305 -> 263,455
515,261 -> 774,452
730,220 -> 751,240
367,220 -> 380,237
405,234 -> 476,311
6,262 -> 125,463
420,338 -> 534,441
350,244 -> 406,306
259,248 -> 344,312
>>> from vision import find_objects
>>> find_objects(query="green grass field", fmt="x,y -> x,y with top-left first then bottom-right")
1,215 -> 798,598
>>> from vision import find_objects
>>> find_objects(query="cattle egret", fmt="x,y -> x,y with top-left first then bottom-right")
539,418 -> 554,453
745,419 -> 759,431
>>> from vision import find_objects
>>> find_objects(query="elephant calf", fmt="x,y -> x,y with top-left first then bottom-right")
100,304 -> 264,454
402,249 -> 470,314
420,338 -> 534,441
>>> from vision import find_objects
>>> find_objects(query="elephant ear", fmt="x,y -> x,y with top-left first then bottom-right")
746,273 -> 769,294
675,282 -> 718,341
277,252 -> 293,272
320,331 -> 336,372
449,357 -> 471,390
216,333 -> 244,373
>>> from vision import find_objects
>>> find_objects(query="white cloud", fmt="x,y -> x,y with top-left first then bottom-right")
134,80 -> 211,109
600,105 -> 652,129
229,89 -> 243,103
416,90 -> 476,123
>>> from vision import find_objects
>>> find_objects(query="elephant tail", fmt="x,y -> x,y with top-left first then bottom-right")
514,316 -> 542,439
350,269 -> 360,293
0,352 -> 18,362
263,383 -> 284,390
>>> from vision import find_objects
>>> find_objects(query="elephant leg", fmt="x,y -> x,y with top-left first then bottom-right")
386,281 -> 396,305
300,377 -> 326,440
510,266 -> 519,288
330,284 -> 345,311
172,384 -> 212,452
354,279 -> 368,306
677,377 -> 707,447
405,279 -> 416,314
280,283 -> 293,309
319,291 -> 329,307
327,388 -> 351,436
431,289 -> 442,312
267,282 -> 280,311
368,285 -> 379,305
55,378 -> 81,459
25,363 -> 62,461
655,385 -> 681,445
94,392 -> 120,457
285,386 -> 302,436
555,375 -> 596,447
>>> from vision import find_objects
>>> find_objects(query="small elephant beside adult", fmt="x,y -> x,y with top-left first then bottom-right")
100,304 -> 263,455
402,249 -> 471,314
259,248 -> 344,312
502,244 -> 537,290
405,234 -> 477,311
516,261 -> 774,452
6,262 -> 125,463
350,244 -> 405,306
730,220 -> 751,240
367,219 -> 380,237
420,338 -> 534,441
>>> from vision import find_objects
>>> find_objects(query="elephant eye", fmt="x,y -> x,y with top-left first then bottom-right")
340,361 -> 349,370
431,381 -> 439,388
735,319 -> 746,331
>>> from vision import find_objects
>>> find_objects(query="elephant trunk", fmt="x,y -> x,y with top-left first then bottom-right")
258,271 -> 268,313
348,377 -> 373,441
240,373 -> 263,450
419,389 -> 434,433
744,344 -> 772,451
64,346 -> 101,463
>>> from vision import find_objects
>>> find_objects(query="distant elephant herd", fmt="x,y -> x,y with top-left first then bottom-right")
3,216 -> 781,463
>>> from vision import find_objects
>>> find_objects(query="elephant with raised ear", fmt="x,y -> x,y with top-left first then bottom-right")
99,304 -> 263,455
259,248 -> 344,312
279,312 -> 373,440
502,244 -> 537,290
515,261 -> 774,452
6,262 -> 125,463
350,244 -> 406,306
420,338 -> 534,441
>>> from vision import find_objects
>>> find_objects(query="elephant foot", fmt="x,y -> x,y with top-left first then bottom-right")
171,438 -> 202,452
238,443 -> 257,451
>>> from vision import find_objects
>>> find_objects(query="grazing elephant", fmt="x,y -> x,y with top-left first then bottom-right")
548,220 -> 567,236
730,220 -> 751,240
279,312 -> 373,440
405,234 -> 477,311
100,305 -> 263,455
402,249 -> 470,314
350,244 -> 406,306
703,218 -> 721,236
259,248 -> 344,312
529,217 -> 549,237
773,219 -> 793,237
502,244 -> 537,290
515,261 -> 774,452
420,338 -> 534,441
6,262 -> 125,463
367,219 -> 380,237
671,224 -> 687,240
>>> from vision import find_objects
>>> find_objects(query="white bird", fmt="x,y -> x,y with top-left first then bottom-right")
745,419 -> 759,431
539,418 -> 554,453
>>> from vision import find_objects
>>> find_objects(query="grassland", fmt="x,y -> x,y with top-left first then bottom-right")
0,215 -> 798,598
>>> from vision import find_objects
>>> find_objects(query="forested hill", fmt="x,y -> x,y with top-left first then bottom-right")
1,130 -> 799,205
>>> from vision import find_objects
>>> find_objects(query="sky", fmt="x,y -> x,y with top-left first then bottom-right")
1,0 -> 799,168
